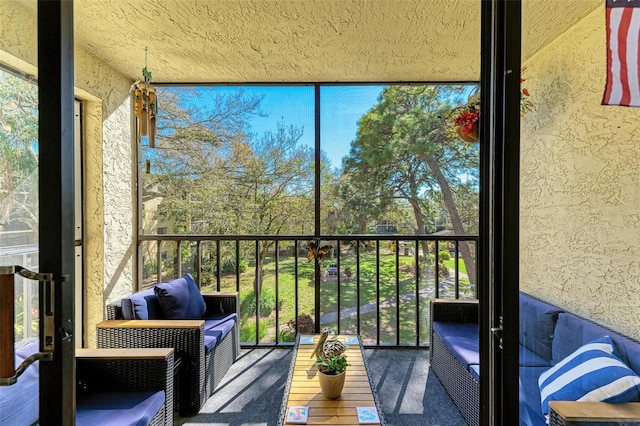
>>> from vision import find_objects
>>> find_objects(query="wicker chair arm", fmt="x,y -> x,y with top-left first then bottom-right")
202,292 -> 239,316
431,298 -> 479,323
76,347 -> 173,392
96,320 -> 204,364
76,348 -> 174,426
97,319 -> 204,328
96,320 -> 207,418
548,401 -> 640,425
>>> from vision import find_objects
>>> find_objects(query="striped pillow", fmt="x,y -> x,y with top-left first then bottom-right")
538,335 -> 640,416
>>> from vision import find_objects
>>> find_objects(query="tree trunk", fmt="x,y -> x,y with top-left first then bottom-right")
405,174 -> 430,262
423,156 -> 477,289
253,240 -> 273,298
0,156 -> 15,225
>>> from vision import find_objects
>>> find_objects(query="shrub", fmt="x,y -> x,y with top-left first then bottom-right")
221,257 -> 248,275
280,327 -> 296,342
438,262 -> 450,280
143,261 -> 158,276
241,288 -> 277,317
279,313 -> 315,342
439,250 -> 451,261
240,316 -> 268,343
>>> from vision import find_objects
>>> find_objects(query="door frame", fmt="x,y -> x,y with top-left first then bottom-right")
479,0 -> 521,424
37,0 -> 77,424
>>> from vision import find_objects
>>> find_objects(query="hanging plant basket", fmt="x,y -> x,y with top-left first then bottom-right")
455,123 -> 478,142
450,93 -> 480,143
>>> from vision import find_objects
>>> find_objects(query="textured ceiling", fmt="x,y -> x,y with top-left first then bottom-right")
22,0 -> 602,83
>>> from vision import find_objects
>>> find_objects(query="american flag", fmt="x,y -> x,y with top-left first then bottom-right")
602,0 -> 640,107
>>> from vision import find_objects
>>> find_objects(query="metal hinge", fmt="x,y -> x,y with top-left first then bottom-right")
490,316 -> 504,350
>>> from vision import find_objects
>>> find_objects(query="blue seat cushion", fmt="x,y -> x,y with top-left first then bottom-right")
519,293 -> 562,362
553,313 -> 640,375
121,288 -> 164,320
76,391 -> 165,426
0,340 -> 40,426
432,321 -> 479,369
154,273 -> 206,320
519,367 -> 548,426
203,313 -> 238,353
520,345 -> 552,367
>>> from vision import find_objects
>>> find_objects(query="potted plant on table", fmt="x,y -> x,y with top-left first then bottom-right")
314,337 -> 350,399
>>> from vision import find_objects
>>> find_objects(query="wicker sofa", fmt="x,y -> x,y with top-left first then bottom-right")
0,338 -> 174,426
429,298 -> 480,426
97,274 -> 240,416
430,293 -> 640,426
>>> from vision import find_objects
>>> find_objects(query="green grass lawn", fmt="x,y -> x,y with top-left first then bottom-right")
443,258 -> 467,274
201,248 -> 458,345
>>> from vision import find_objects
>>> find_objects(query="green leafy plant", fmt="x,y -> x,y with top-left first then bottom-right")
314,354 -> 350,375
239,315 -> 267,342
240,288 -> 277,317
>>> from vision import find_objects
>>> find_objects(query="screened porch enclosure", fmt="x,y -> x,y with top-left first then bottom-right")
137,83 -> 481,347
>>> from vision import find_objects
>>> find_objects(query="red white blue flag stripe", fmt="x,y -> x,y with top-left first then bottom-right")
603,0 -> 640,107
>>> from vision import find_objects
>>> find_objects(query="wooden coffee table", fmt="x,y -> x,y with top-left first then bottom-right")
278,334 -> 384,425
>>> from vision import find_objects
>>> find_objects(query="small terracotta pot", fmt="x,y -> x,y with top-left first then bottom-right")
318,369 -> 346,399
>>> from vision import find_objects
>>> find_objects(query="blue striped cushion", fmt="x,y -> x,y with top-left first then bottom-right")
538,336 -> 640,416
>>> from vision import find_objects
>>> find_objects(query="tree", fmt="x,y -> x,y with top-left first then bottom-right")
227,120 -> 314,294
341,85 -> 479,284
145,87 -> 265,235
144,88 -> 316,294
0,70 -> 39,236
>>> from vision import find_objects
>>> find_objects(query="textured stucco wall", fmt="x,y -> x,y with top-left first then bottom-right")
76,46 -> 134,348
0,1 -> 36,72
521,5 -> 640,339
1,1 -> 135,348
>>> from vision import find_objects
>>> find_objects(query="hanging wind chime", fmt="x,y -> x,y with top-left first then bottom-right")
132,48 -> 157,148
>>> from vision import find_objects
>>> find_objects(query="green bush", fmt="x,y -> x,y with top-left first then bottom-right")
438,262 -> 450,280
240,288 -> 277,317
439,250 -> 451,261
221,258 -> 248,275
143,261 -> 158,276
279,313 -> 314,342
280,326 -> 296,342
240,316 -> 268,343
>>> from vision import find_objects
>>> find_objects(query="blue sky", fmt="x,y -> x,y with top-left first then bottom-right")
187,85 -> 386,169
319,86 -> 385,168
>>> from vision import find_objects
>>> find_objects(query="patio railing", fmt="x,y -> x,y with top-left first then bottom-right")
137,234 -> 478,348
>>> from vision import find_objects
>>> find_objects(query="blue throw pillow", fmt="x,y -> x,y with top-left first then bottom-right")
154,274 -> 206,319
538,336 -> 640,416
